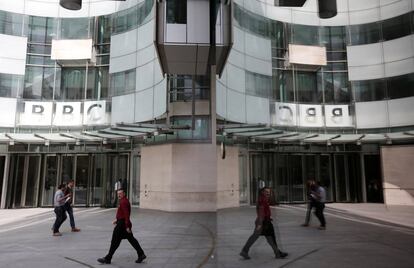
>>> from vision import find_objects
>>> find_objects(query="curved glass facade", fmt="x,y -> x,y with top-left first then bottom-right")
217,2 -> 414,131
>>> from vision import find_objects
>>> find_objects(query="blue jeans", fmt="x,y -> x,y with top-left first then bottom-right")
53,206 -> 67,233
64,203 -> 76,228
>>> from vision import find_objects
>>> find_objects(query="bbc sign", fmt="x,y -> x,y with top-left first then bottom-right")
272,102 -> 352,128
17,100 -> 108,127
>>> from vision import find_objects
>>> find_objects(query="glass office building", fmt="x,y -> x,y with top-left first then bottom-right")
0,0 -> 413,210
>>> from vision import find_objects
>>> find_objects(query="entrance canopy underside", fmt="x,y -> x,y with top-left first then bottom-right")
218,124 -> 414,145
0,123 -> 179,146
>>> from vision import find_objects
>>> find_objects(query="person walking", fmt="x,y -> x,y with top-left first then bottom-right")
97,189 -> 146,264
312,181 -> 327,230
301,179 -> 316,227
63,179 -> 81,232
240,187 -> 288,260
112,179 -> 122,207
52,183 -> 70,236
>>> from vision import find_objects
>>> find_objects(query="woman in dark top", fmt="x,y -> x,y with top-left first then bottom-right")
240,187 -> 288,260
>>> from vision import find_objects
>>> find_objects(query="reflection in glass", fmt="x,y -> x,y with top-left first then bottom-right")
43,156 -> 58,206
25,156 -> 40,207
24,66 -> 55,99
296,71 -> 319,103
167,0 -> 187,24
320,26 -> 346,51
272,70 -> 294,102
60,17 -> 91,39
0,73 -> 23,98
58,68 -> 86,100
352,79 -> 386,102
75,155 -> 89,205
292,24 -> 319,46
388,73 -> 414,99
382,13 -> 411,41
349,23 -> 380,45
110,69 -> 136,96
27,16 -> 56,43
324,72 -> 350,103
246,71 -> 272,98
0,10 -> 24,36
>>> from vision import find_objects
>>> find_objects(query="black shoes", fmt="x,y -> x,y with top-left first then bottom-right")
239,251 -> 251,260
97,257 -> 111,264
135,254 -> 147,263
275,251 -> 288,259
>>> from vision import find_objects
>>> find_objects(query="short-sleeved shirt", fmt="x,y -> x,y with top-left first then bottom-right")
54,190 -> 65,207
317,186 -> 326,203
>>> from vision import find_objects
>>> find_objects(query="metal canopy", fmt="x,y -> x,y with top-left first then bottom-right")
234,129 -> 283,137
303,134 -> 340,143
5,133 -> 45,143
386,132 -> 414,141
223,127 -> 272,134
83,131 -> 127,140
98,129 -> 147,137
60,132 -> 103,142
35,133 -> 77,143
331,134 -> 364,143
0,134 -> 10,143
112,127 -> 157,134
255,132 -> 299,140
278,133 -> 318,142
360,134 -> 387,143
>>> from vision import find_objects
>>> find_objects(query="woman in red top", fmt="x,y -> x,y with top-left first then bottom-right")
240,187 -> 288,260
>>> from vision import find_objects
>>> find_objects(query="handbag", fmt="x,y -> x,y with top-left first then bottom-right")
261,219 -> 275,236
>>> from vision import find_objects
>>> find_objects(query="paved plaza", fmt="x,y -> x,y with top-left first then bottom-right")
0,205 -> 413,268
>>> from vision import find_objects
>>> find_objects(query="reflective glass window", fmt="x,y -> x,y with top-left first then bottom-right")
86,67 -> 109,99
0,73 -> 23,98
296,71 -> 319,103
0,10 -> 24,36
352,79 -> 386,102
272,70 -> 294,102
270,21 -> 285,48
97,15 -> 111,44
27,44 -> 52,55
387,73 -> 414,99
23,66 -> 55,99
60,17 -> 91,39
27,16 -> 56,44
171,116 -> 210,140
291,24 -> 319,46
324,72 -> 350,103
321,26 -> 346,51
348,23 -> 381,45
110,69 -> 136,96
246,71 -> 272,98
382,13 -> 411,41
167,0 -> 187,24
58,68 -> 86,100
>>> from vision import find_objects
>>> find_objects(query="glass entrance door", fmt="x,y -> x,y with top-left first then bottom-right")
24,156 -> 41,207
9,155 -> 41,208
131,154 -> 140,205
0,156 -> 6,207
74,155 -> 90,206
42,155 -> 59,206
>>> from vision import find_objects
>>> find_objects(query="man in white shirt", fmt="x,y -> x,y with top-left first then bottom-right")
311,181 -> 326,230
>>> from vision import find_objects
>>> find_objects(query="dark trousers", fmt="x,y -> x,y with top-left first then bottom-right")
314,202 -> 326,227
242,226 -> 279,255
304,200 -> 316,224
53,206 -> 67,233
64,203 -> 75,228
105,220 -> 145,260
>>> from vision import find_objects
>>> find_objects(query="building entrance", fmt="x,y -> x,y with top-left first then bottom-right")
5,152 -> 134,208
249,151 -> 369,204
